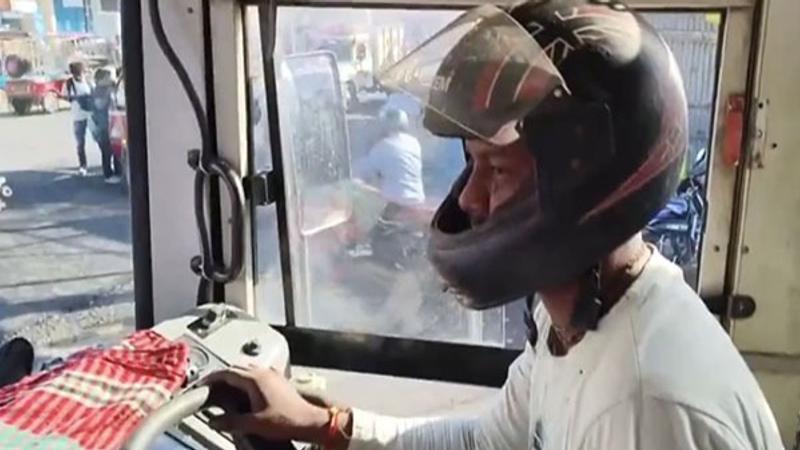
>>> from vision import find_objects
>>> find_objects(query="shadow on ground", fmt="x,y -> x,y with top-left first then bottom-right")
0,169 -> 131,245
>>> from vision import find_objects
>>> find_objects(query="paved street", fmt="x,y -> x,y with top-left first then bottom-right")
0,106 -> 134,361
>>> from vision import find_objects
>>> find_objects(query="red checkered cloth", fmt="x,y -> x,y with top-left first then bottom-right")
0,330 -> 189,450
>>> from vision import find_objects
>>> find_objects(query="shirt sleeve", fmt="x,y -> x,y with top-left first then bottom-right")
577,396 -> 751,450
348,347 -> 533,450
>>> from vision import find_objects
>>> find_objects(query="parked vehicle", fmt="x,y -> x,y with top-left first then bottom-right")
2,33 -> 117,116
4,72 -> 68,115
645,148 -> 708,266
0,30 -> 38,91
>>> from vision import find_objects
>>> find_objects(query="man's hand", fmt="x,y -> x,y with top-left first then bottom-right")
350,177 -> 381,196
203,366 -> 332,444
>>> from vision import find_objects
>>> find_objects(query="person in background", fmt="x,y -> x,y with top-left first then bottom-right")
353,107 -> 425,209
61,61 -> 93,177
90,68 -> 121,184
351,107 -> 426,268
380,88 -> 463,200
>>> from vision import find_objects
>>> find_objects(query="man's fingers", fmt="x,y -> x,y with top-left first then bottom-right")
209,413 -> 245,432
202,368 -> 263,411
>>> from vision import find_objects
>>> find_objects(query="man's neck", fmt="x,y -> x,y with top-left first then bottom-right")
539,234 -> 649,331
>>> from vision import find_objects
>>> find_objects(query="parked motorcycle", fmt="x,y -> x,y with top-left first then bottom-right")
645,148 -> 708,266
337,202 -> 471,339
350,206 -> 429,270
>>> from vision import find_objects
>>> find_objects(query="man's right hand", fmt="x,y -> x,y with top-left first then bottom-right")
203,366 -> 352,448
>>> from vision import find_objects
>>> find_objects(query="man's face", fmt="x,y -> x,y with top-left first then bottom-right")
458,139 -> 537,225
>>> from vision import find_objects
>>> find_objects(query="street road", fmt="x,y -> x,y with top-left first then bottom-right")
0,107 -> 134,362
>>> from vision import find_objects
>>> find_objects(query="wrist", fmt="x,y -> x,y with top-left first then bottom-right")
325,407 -> 353,450
301,406 -> 352,450
298,405 -> 331,444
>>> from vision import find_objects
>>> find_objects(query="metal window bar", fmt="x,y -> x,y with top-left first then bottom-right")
123,0 -> 155,330
258,1 -> 298,326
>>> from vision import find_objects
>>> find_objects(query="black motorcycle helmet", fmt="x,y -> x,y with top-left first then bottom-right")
379,0 -> 688,318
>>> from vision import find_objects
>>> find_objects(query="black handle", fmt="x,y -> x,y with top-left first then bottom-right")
190,150 -> 247,288
703,294 -> 756,319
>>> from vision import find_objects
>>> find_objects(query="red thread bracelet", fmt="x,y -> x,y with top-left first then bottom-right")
325,407 -> 341,449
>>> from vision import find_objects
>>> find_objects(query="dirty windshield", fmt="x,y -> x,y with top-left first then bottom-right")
248,7 -> 506,346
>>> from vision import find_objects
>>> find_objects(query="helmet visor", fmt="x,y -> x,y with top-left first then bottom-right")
378,5 -> 569,146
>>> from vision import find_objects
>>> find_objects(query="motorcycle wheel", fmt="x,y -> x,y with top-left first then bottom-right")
657,234 -> 679,263
10,98 -> 32,115
673,234 -> 692,266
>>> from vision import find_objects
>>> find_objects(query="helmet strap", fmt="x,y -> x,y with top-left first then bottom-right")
524,296 -> 539,347
569,265 -> 606,331
523,268 -> 606,351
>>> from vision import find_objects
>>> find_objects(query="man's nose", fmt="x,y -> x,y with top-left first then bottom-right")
458,173 -> 489,224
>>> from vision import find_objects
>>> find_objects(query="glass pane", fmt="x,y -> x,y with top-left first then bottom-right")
641,12 -> 721,290
255,6 -> 516,347
0,20 -> 131,362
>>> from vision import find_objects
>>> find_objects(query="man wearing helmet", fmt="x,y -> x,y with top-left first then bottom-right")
207,1 -> 784,449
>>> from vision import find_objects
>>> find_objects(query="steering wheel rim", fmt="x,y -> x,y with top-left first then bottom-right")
121,386 -> 211,450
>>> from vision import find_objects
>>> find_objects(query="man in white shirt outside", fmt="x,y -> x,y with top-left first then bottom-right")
206,2 -> 785,449
381,90 -> 464,199
353,106 -> 425,211
353,106 -> 425,269
61,61 -> 93,177
350,106 -> 428,269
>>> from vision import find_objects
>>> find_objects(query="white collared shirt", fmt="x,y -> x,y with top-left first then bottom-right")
349,250 -> 784,450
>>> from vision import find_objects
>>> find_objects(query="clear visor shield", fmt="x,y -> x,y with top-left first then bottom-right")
378,5 -> 569,146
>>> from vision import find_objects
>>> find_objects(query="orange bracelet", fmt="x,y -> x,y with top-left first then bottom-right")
336,408 -> 352,440
324,406 -> 353,449
325,406 -> 341,449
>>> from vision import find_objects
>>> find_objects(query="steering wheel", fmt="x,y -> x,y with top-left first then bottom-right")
122,383 -> 296,450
